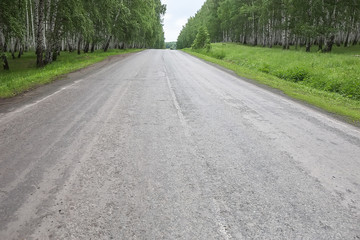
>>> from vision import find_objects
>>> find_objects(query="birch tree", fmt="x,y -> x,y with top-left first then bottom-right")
177,0 -> 360,52
0,0 -> 166,69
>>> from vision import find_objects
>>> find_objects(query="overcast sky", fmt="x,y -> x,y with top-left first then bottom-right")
162,0 -> 206,42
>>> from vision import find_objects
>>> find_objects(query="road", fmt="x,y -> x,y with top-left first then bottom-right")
0,49 -> 360,239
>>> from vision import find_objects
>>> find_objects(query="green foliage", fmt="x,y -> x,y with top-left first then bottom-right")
187,43 -> 360,100
0,0 -> 26,39
274,67 -> 310,83
191,26 -> 211,51
209,49 -> 226,59
177,0 -> 360,52
165,42 -> 177,49
194,48 -> 226,59
0,0 -> 166,69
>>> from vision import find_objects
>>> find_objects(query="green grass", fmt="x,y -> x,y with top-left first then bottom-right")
184,43 -> 360,123
0,49 -> 142,98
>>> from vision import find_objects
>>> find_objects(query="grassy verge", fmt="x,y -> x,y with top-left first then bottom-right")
183,43 -> 360,123
0,49 -> 142,98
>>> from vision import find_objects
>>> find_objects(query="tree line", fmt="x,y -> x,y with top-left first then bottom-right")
177,0 -> 360,52
0,0 -> 166,69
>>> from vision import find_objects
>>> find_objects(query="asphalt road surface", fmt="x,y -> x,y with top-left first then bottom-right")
1,50 -> 360,239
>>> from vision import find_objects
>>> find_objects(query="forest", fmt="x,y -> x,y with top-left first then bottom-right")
177,0 -> 360,52
0,0 -> 166,69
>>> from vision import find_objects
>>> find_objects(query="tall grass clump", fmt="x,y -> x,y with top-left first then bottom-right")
194,43 -> 360,100
194,48 -> 226,60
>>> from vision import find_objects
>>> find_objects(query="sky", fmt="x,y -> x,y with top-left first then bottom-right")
162,0 -> 206,42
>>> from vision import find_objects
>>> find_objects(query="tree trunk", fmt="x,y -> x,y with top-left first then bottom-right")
323,35 -> 335,53
30,0 -> 36,48
335,37 -> 341,47
344,31 -> 350,47
252,9 -> 257,46
242,34 -> 247,45
282,29 -> 287,50
52,41 -> 60,61
18,45 -> 23,58
47,0 -> 61,64
84,41 -> 90,53
67,40 -> 73,52
52,52 -> 58,61
11,39 -> 18,59
318,37 -> 323,51
35,0 -> 45,67
1,54 -> 9,70
104,36 -> 112,52
52,50 -> 58,61
45,48 -> 53,64
0,33 -> 9,70
282,12 -> 290,50
25,0 -> 30,50
267,21 -> 272,48
91,42 -> 95,53
103,7 -> 121,52
306,37 -> 311,52
77,36 -> 82,55
352,32 -> 358,45
344,10 -> 355,47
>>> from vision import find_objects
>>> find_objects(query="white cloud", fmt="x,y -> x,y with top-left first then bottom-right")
175,18 -> 188,28
164,13 -> 173,21
162,0 -> 206,42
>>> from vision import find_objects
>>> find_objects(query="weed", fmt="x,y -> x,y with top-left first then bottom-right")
274,67 -> 310,82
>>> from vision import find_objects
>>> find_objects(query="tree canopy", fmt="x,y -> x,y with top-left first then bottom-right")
0,0 -> 166,69
177,0 -> 360,52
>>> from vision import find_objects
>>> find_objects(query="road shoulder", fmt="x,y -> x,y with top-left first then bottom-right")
180,50 -> 360,128
0,52 -> 142,115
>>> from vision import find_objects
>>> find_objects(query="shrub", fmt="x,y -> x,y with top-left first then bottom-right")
192,26 -> 211,52
325,79 -> 342,93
